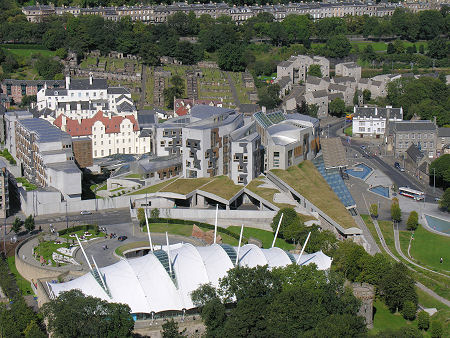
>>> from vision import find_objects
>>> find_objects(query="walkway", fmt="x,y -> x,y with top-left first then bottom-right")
138,64 -> 148,109
225,72 -> 241,106
353,215 -> 381,255
372,218 -> 450,307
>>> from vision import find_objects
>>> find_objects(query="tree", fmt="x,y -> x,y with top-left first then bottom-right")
406,211 -> 419,231
42,28 -> 66,51
257,84 -> 281,109
387,42 -> 395,54
24,320 -> 46,338
174,41 -> 201,65
401,300 -> 417,320
380,262 -> 417,313
439,188 -> 450,211
428,38 -> 449,59
140,43 -> 160,66
419,44 -> 425,54
42,289 -> 134,338
429,155 -> 450,189
391,200 -> 402,223
34,56 -> 63,79
55,48 -> 68,60
150,208 -> 160,219
362,89 -> 371,103
12,217 -> 22,234
332,240 -> 367,281
369,204 -> 378,218
308,64 -> 322,78
325,35 -> 351,58
161,319 -> 186,338
2,54 -> 19,74
163,75 -> 185,110
417,311 -> 430,331
430,320 -> 443,338
329,98 -> 346,117
217,43 -> 247,72
137,208 -> 145,227
418,10 -> 445,40
270,208 -> 301,237
20,95 -> 36,108
24,215 -> 35,233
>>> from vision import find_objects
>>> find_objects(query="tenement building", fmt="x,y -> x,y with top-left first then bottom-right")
0,159 -> 10,218
15,118 -> 82,200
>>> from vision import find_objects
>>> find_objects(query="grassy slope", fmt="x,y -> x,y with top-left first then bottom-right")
128,177 -> 177,195
160,177 -> 213,195
272,161 -> 358,229
7,256 -> 34,295
409,225 -> 450,272
371,299 -> 416,334
200,176 -> 243,200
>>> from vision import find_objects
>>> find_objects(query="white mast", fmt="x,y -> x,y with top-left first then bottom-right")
235,224 -> 244,266
144,209 -> 154,252
165,232 -> 172,275
271,213 -> 284,248
75,234 -> 92,271
213,204 -> 218,244
296,232 -> 311,264
91,255 -> 109,296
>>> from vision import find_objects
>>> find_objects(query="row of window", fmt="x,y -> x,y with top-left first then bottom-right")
398,133 -> 433,140
94,147 -> 141,157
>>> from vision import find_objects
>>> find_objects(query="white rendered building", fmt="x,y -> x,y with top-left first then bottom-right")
353,106 -> 403,138
36,75 -> 135,119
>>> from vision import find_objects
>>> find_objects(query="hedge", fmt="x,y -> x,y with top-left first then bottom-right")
146,218 -> 248,244
58,224 -> 99,236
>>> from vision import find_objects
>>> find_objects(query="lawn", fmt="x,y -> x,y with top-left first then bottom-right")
360,214 -> 383,250
59,229 -> 105,242
344,125 -> 352,137
7,256 -> 34,296
409,225 -> 450,272
271,161 -> 358,229
3,44 -> 55,58
227,226 -> 294,251
246,177 -> 295,210
33,241 -> 67,266
125,173 -> 141,178
200,176 -> 243,200
160,177 -> 213,195
128,177 -> 178,195
15,177 -> 36,191
416,288 -> 450,337
371,299 -> 416,334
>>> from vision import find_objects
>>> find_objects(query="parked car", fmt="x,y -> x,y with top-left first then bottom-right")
118,236 -> 128,242
394,162 -> 405,172
360,145 -> 366,150
80,210 -> 92,215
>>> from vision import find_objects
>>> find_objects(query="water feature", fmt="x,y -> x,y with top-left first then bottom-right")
369,185 -> 389,198
345,163 -> 373,180
424,215 -> 450,235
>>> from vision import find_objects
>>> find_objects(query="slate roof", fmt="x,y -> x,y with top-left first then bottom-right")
354,106 -> 402,119
137,111 -> 157,128
392,121 -> 436,132
278,61 -> 292,68
328,83 -> 347,92
321,137 -> 347,169
306,76 -> 322,85
19,118 -> 70,143
438,127 -> 450,137
68,78 -> 108,90
312,90 -> 328,98
333,76 -> 356,84
107,87 -> 130,95
406,143 -> 424,163
328,93 -> 344,101
277,76 -> 291,89
190,105 -> 234,120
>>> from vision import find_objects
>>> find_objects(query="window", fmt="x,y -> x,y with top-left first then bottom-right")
205,152 -> 209,159
243,155 -> 248,162
399,134 -> 403,139
94,150 -> 97,156
417,134 -> 421,139
411,134 -> 415,139
189,151 -> 194,158
101,150 -> 104,156
359,127 -> 365,132
238,165 -> 243,171
273,152 -> 280,158
238,176 -> 244,183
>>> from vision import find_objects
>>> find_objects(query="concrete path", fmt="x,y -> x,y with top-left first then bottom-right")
225,72 -> 240,106
138,64 -> 148,109
353,215 -> 381,255
372,218 -> 450,307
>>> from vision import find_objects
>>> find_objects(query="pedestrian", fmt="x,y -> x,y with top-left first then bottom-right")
440,257 -> 443,264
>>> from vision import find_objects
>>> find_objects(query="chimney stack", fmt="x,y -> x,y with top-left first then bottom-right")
89,72 -> 93,85
65,75 -> 71,89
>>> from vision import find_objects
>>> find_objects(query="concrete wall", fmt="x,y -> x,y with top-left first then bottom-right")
15,235 -> 84,282
158,208 -> 276,230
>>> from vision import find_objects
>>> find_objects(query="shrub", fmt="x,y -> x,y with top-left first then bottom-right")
401,300 -> 417,320
406,211 -> 419,231
417,311 -> 430,331
369,204 -> 378,218
430,320 -> 443,338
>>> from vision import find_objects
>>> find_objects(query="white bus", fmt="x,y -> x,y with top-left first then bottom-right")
398,187 -> 425,201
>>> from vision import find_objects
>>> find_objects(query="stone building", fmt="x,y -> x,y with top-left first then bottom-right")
351,283 -> 375,329
335,62 -> 361,81
437,127 -> 450,157
1,79 -> 64,105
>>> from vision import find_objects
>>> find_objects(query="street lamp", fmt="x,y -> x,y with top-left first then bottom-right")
433,168 -> 436,194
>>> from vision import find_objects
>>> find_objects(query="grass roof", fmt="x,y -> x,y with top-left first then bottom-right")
271,161 -> 358,229
160,177 -> 213,195
200,176 -> 243,200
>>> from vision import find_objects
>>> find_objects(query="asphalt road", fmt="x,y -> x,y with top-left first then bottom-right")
327,119 -> 439,203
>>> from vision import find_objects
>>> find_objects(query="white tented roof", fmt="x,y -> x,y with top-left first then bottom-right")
48,244 -> 331,314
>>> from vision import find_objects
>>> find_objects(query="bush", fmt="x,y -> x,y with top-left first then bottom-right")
406,211 -> 419,231
58,224 -> 97,236
369,204 -> 378,218
391,201 -> 402,223
430,320 -> 443,338
417,311 -> 430,331
401,300 -> 416,320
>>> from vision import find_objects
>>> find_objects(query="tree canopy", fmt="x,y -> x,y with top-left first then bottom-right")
41,289 -> 134,338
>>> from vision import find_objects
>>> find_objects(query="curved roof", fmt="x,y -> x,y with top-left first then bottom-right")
48,244 -> 331,314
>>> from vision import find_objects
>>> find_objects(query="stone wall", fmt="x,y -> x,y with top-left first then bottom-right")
351,282 -> 375,329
